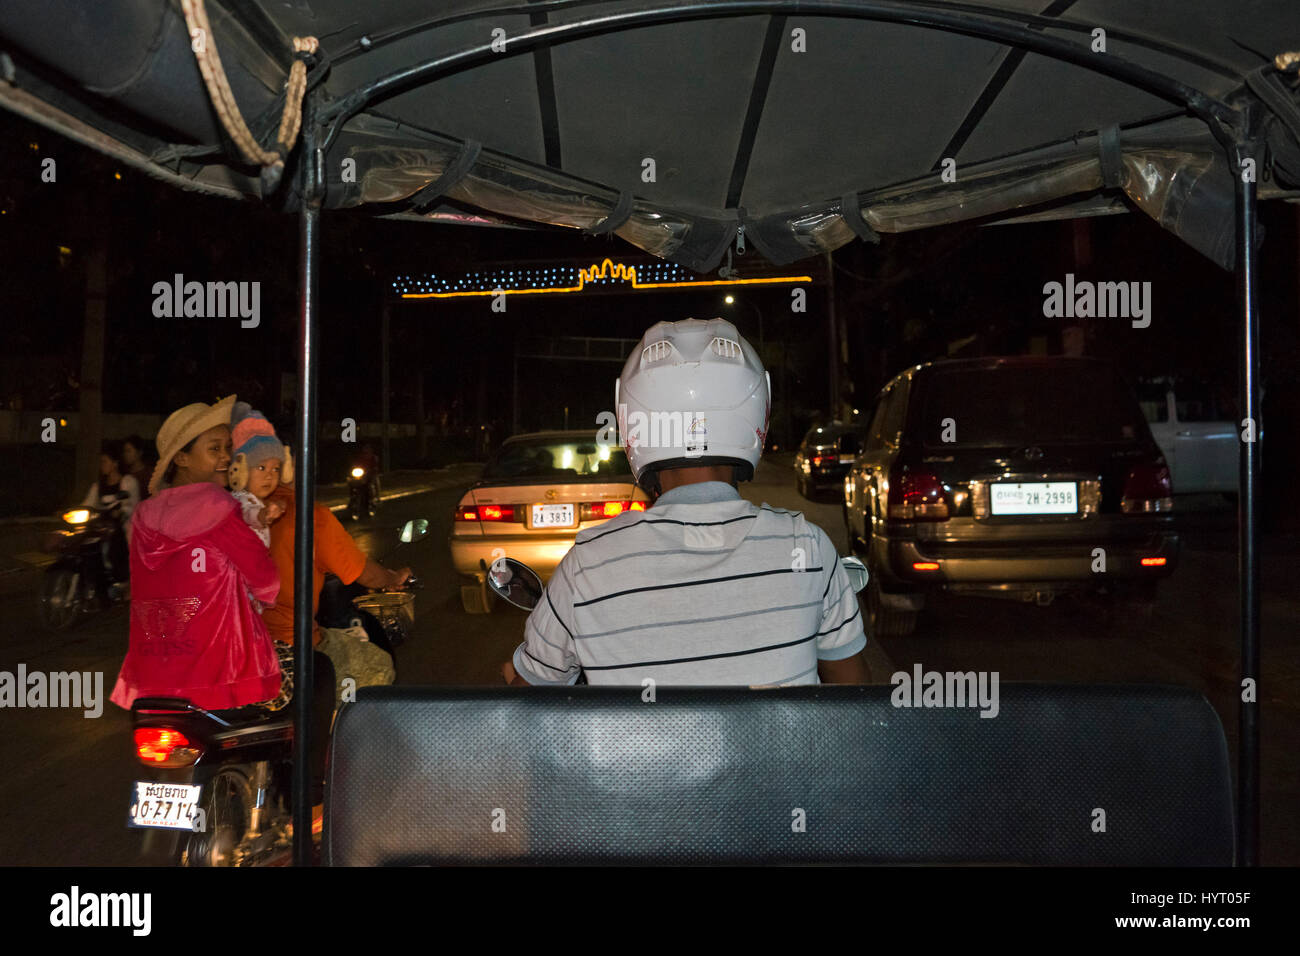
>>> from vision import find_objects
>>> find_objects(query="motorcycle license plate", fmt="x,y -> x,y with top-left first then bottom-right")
531,504 -> 575,528
990,481 -> 1077,515
127,781 -> 203,830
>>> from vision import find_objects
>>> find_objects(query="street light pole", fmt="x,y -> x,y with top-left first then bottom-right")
724,296 -> 764,358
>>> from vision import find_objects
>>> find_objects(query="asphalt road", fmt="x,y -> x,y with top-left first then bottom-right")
1,458 -> 1296,865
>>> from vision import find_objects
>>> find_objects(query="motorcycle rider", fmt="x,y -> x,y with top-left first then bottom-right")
79,439 -> 139,597
352,442 -> 381,507
121,435 -> 153,501
110,396 -> 282,711
505,317 -> 869,686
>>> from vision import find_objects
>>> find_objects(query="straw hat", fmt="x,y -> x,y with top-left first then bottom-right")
149,395 -> 237,495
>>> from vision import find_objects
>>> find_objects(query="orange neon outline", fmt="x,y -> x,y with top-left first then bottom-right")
398,257 -> 812,299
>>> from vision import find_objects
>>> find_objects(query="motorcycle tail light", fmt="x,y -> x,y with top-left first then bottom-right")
1122,463 -> 1174,513
888,470 -> 950,520
134,727 -> 202,768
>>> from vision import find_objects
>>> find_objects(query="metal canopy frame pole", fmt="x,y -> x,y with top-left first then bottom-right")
292,92 -> 323,867
1232,124 -> 1263,867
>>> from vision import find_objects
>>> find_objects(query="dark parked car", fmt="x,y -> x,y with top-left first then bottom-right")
843,357 -> 1179,636
794,421 -> 866,500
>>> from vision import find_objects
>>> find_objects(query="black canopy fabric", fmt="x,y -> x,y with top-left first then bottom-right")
2,0 -> 1299,270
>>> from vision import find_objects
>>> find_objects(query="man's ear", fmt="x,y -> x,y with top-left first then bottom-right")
229,453 -> 248,492
281,446 -> 294,485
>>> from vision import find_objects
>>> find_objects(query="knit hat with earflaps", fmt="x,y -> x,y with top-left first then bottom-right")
229,402 -> 292,492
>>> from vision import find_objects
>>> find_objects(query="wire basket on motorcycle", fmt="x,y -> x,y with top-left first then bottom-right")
351,590 -> 414,631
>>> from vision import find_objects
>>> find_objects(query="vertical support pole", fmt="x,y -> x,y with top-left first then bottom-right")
293,98 -> 322,867
1233,134 -> 1261,867
381,301 -> 391,468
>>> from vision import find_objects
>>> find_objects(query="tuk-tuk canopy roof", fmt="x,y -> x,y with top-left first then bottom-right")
3,0 -> 1299,270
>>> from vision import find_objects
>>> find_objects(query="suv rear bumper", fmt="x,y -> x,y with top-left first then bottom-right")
872,515 -> 1179,592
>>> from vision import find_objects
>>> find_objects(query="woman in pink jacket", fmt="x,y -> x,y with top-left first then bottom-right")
111,395 -> 282,710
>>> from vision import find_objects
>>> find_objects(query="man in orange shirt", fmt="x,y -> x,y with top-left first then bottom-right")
263,485 -> 411,810
264,485 -> 411,649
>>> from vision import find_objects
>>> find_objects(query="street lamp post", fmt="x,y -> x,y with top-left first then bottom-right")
724,295 -> 764,355
725,295 -> 786,446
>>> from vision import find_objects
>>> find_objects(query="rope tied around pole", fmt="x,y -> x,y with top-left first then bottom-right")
180,0 -> 318,169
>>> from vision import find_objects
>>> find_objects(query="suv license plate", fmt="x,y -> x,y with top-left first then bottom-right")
990,481 -> 1077,515
128,781 -> 203,830
531,504 -> 575,528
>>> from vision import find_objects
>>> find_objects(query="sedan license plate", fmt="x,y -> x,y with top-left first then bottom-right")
531,503 -> 575,528
838,454 -> 856,463
128,781 -> 203,830
991,481 -> 1077,515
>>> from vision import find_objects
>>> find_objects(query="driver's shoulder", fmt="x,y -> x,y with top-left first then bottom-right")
754,500 -> 833,550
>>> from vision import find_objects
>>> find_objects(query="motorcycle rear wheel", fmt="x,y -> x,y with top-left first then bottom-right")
182,768 -> 253,867
39,568 -> 82,631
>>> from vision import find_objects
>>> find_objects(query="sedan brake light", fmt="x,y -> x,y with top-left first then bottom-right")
579,500 -> 646,521
478,504 -> 516,522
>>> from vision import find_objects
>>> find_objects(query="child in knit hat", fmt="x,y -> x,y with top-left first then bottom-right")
228,402 -> 290,548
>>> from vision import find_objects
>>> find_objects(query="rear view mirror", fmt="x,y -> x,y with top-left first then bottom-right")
840,555 -> 869,593
400,518 -> 430,543
487,557 -> 544,610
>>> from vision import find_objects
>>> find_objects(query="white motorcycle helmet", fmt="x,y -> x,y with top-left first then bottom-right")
615,317 -> 771,494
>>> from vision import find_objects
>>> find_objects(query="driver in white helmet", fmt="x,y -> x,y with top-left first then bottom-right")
504,317 -> 869,686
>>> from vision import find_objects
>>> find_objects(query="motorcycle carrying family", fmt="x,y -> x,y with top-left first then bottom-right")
105,396 -> 408,798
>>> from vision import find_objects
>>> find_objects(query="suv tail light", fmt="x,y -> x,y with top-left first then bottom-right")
579,500 -> 647,520
134,727 -> 202,768
1121,463 -> 1174,513
888,470 -> 950,520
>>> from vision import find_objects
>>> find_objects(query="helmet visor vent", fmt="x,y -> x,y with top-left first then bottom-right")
709,336 -> 743,361
641,339 -> 675,366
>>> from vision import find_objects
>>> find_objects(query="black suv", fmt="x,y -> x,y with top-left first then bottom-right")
843,357 -> 1179,636
794,421 -> 866,500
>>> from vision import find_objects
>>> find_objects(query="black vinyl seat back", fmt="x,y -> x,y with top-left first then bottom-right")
324,684 -> 1233,866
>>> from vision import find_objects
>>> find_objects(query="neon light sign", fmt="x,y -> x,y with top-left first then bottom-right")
394,258 -> 811,299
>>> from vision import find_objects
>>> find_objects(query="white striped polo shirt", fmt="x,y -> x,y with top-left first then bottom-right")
511,480 -> 867,686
